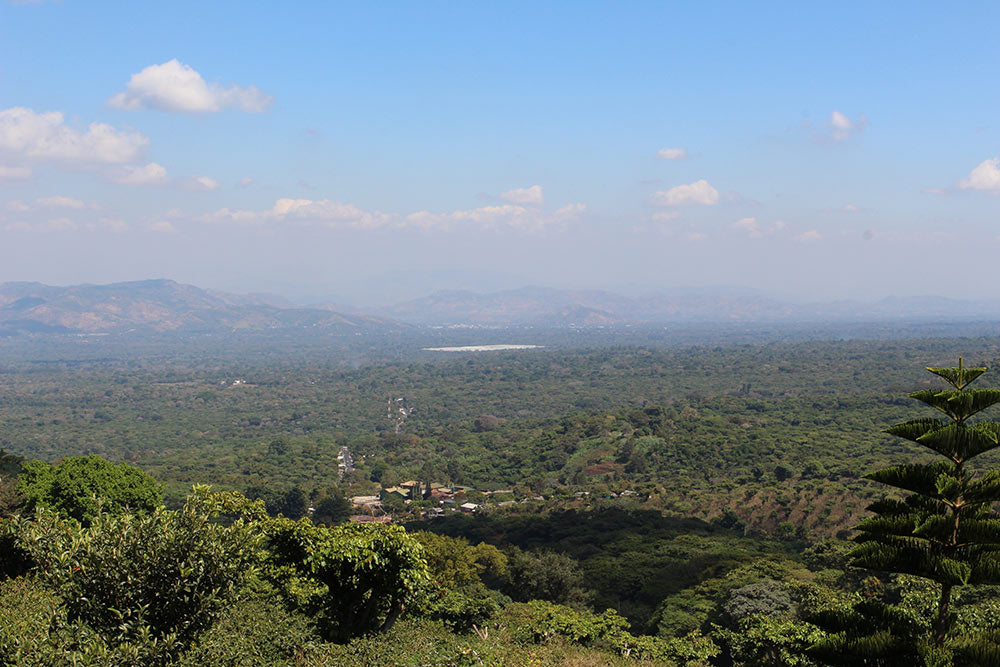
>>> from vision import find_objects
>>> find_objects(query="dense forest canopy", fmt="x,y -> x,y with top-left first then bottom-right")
3,332 -> 1000,664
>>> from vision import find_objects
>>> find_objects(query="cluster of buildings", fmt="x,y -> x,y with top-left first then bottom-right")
348,481 -> 486,522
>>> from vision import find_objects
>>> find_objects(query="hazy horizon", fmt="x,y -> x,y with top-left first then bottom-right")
3,3 -> 1000,304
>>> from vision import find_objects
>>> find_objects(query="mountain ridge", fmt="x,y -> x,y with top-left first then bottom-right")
0,279 -> 404,336
2,279 -> 999,337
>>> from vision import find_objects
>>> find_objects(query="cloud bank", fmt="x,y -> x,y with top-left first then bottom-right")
204,197 -> 586,233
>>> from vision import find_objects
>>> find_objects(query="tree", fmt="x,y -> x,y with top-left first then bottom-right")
245,484 -> 308,519
1,486 -> 266,662
313,492 -> 351,526
17,455 -> 162,524
420,460 -> 435,500
501,546 -> 592,609
263,519 -> 429,641
841,359 -> 1000,658
412,531 -> 506,589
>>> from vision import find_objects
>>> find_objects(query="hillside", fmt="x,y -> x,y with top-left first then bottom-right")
382,285 -> 1000,327
0,279 -> 404,336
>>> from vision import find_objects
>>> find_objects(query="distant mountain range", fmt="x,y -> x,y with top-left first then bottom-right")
377,286 -> 1000,326
1,280 -> 999,337
0,279 -> 401,336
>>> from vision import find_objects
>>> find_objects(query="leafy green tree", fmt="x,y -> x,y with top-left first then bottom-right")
838,359 -> 1000,658
501,546 -> 592,609
16,455 -> 161,524
1,486 -> 265,663
718,615 -> 825,666
176,596 -> 317,667
245,484 -> 308,519
412,531 -> 506,589
0,449 -> 22,479
723,579 -> 795,627
263,519 -> 429,641
313,492 -> 351,526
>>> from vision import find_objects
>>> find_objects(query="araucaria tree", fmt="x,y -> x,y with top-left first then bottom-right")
852,358 -> 1000,652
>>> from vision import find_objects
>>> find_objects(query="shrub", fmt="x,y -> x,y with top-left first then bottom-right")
263,518 -> 430,641
1,486 -> 265,662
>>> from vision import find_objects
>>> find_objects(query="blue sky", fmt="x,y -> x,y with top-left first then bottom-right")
2,1 -> 999,303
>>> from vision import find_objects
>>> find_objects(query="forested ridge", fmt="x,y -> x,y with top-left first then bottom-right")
3,335 -> 1000,664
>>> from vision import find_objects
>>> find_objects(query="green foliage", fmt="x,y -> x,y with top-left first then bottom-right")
722,579 -> 795,626
412,530 -> 507,589
852,359 -> 1000,653
501,545 -> 592,609
423,582 -> 503,632
717,615 -> 825,666
263,518 -> 430,641
245,484 -> 308,519
0,576 -> 67,665
421,509 -> 796,629
312,491 -> 352,526
504,600 -> 628,646
0,486 -> 265,663
648,557 -> 813,638
502,600 -> 720,665
17,455 -> 162,524
314,616 -> 646,667
176,596 -> 316,667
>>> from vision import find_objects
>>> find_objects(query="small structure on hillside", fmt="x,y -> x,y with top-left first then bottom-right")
350,495 -> 381,509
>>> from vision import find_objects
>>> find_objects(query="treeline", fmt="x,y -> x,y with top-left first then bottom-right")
0,455 -> 719,666
3,454 -> 1000,665
5,337 -> 1000,521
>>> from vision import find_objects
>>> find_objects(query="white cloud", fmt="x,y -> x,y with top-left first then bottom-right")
732,217 -> 761,237
182,175 -> 221,191
0,165 -> 32,181
208,198 -> 390,229
958,158 -> 1000,191
274,198 -> 389,228
842,203 -> 860,211
656,147 -> 688,160
114,162 -> 169,186
828,111 -> 868,141
0,107 -> 148,164
237,177 -> 255,188
406,203 -> 585,232
795,230 -> 822,242
731,217 -> 786,238
6,200 -> 29,212
36,195 -> 86,209
499,185 -> 544,205
149,221 -> 177,233
205,197 -> 586,233
108,59 -> 273,113
651,179 -> 719,207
